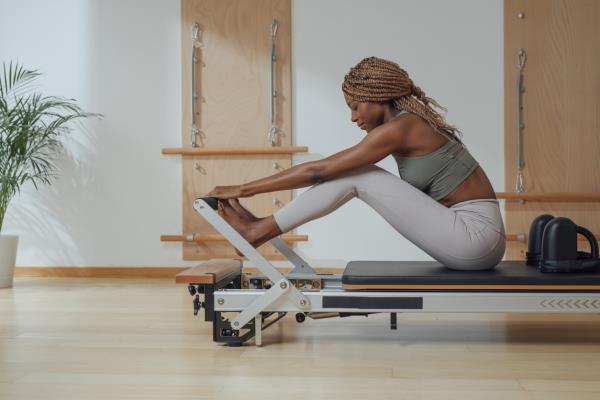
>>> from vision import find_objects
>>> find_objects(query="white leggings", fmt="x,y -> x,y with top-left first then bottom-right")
273,164 -> 506,271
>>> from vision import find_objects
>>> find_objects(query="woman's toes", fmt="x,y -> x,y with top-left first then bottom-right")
218,200 -> 257,245
228,198 -> 258,221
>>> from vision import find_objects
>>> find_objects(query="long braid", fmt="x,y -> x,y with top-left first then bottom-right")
342,56 -> 462,143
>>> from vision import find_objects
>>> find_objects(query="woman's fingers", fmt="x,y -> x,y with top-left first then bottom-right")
204,185 -> 242,199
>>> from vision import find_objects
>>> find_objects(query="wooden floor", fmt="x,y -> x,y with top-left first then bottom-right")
2,278 -> 600,399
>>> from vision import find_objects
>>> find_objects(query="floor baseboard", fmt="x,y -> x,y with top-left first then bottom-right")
15,267 -> 187,278
14,266 -> 343,278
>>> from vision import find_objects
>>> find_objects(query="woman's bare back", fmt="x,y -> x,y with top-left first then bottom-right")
390,114 -> 497,208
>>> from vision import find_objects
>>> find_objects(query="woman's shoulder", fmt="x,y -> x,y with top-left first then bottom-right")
391,118 -> 451,157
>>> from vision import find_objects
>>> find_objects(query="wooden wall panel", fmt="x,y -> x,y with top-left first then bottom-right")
504,0 -> 600,259
181,0 -> 293,260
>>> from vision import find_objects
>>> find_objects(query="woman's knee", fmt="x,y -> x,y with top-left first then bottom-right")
318,164 -> 390,196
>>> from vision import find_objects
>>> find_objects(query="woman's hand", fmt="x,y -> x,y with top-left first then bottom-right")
204,185 -> 249,199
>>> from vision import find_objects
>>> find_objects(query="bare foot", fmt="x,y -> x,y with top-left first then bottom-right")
217,200 -> 259,257
217,200 -> 283,258
227,198 -> 259,221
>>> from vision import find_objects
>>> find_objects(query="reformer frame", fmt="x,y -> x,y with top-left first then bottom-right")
176,197 -> 600,347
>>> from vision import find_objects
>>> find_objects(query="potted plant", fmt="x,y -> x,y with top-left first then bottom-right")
0,61 -> 101,288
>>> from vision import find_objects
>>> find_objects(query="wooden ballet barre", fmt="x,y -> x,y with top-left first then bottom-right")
161,146 -> 308,156
496,192 -> 600,202
161,234 -> 308,243
505,233 -> 600,242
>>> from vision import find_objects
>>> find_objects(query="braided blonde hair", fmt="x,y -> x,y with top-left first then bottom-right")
342,56 -> 462,143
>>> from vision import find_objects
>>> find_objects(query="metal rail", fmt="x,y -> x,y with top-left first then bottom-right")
268,19 -> 279,146
190,22 -> 203,147
515,49 -> 527,192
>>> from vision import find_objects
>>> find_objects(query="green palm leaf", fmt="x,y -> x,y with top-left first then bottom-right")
0,61 -> 102,232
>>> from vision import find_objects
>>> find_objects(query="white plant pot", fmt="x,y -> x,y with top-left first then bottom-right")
0,235 -> 19,288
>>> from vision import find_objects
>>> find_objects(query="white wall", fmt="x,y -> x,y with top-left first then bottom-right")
1,0 -> 184,267
1,0 -> 503,268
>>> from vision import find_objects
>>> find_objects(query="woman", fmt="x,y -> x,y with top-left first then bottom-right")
205,56 -> 505,270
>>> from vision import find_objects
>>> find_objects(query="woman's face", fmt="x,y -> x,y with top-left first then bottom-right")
347,101 -> 386,133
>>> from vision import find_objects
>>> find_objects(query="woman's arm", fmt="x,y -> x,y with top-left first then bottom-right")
241,161 -> 320,196
241,120 -> 407,197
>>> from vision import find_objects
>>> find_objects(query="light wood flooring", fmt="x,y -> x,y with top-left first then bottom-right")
2,277 -> 600,399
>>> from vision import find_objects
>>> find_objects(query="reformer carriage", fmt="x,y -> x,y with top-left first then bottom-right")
176,197 -> 600,347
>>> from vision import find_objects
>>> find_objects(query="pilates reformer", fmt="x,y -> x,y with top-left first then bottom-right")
175,197 -> 600,347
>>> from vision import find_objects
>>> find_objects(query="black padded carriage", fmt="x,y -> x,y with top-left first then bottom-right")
342,261 -> 600,291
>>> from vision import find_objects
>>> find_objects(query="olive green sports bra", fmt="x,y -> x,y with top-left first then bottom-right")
391,110 -> 479,201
